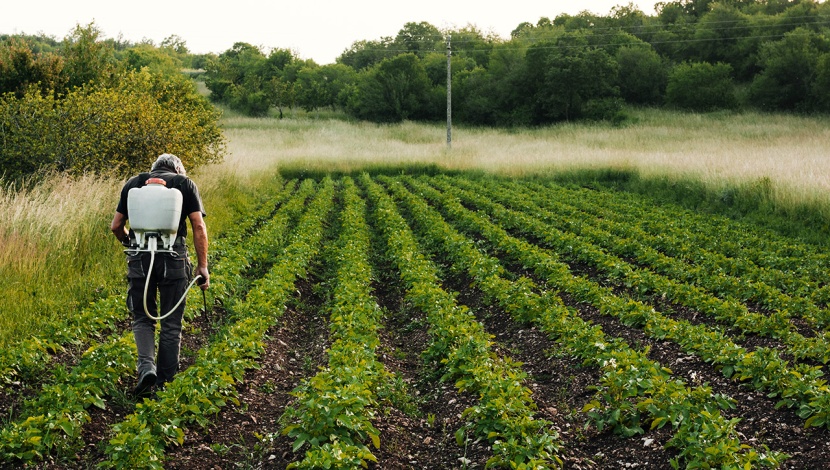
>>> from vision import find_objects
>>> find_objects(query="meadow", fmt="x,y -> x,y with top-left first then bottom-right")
1,107 -> 830,468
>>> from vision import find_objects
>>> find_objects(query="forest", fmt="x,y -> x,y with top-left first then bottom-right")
200,0 -> 830,123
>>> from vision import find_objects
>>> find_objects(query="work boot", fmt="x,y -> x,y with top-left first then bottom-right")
133,370 -> 157,398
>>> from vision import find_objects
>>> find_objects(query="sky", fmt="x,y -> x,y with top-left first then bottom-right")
3,1 -> 663,65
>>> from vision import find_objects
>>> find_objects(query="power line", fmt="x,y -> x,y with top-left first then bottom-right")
346,20 -> 830,57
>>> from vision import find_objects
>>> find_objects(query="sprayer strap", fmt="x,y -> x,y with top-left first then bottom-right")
145,177 -> 168,186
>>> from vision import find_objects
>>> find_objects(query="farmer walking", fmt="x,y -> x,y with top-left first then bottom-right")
110,153 -> 210,397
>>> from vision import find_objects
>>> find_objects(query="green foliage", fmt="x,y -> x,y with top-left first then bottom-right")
393,22 -> 443,60
61,23 -> 117,90
749,27 -> 830,111
172,4 -> 830,122
0,68 -> 224,179
0,25 -> 225,180
122,44 -> 182,75
338,38 -> 397,71
0,37 -> 65,97
616,45 -> 667,105
346,54 -> 433,122
692,4 -> 756,79
526,37 -> 621,123
666,61 -> 737,111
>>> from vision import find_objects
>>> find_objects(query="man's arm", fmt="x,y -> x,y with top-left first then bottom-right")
188,211 -> 209,290
111,211 -> 129,245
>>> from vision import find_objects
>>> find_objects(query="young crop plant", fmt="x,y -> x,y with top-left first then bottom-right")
279,177 -> 388,468
361,174 -> 562,469
429,175 -> 830,431
401,174 -> 788,469
101,178 -> 335,469
428,176 -> 830,427
520,179 -> 830,298
0,178 -> 303,467
452,176 -> 830,364
0,334 -> 135,463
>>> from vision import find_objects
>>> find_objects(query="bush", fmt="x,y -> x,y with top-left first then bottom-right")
0,69 -> 225,180
345,54 -> 432,123
616,46 -> 666,105
583,97 -> 627,124
666,62 -> 737,111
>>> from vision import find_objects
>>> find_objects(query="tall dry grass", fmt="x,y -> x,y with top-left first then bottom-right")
0,172 -> 124,344
219,108 -> 830,210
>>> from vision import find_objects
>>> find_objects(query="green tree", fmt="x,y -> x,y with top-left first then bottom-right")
455,42 -> 531,126
338,38 -> 395,70
265,76 -> 295,118
202,42 -> 280,115
616,45 -> 667,104
525,35 -> 621,122
446,25 -> 495,68
203,42 -> 266,104
813,52 -> 830,111
666,61 -> 737,110
345,54 -> 431,122
122,44 -> 182,75
0,38 -> 65,97
653,2 -> 698,60
295,64 -> 356,113
393,22 -> 443,59
61,23 -> 116,90
749,27 -> 830,111
0,69 -> 224,179
692,4 -> 757,79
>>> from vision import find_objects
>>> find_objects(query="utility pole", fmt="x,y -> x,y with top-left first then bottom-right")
446,34 -> 452,150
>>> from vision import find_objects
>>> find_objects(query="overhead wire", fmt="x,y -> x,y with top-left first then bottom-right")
346,14 -> 830,56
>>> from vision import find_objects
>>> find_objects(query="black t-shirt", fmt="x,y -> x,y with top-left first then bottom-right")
115,169 -> 206,239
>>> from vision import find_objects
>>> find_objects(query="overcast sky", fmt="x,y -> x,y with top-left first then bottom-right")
3,1 -> 663,64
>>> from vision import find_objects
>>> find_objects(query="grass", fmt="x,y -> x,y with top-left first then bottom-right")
0,172 -> 123,345
222,106 -> 830,207
2,104 -> 829,346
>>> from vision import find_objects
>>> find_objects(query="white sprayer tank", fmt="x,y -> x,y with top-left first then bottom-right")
127,179 -> 183,249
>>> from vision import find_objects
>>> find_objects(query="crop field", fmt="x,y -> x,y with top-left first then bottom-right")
2,172 -> 830,469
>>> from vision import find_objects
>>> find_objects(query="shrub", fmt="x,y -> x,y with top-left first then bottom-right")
0,69 -> 225,180
666,61 -> 737,111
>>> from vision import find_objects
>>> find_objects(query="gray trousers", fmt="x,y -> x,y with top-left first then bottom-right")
126,248 -> 191,386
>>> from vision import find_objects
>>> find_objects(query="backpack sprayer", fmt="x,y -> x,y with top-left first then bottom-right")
126,178 -> 205,321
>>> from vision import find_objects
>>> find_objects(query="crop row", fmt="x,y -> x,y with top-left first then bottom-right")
102,177 -> 335,468
448,176 -> 830,363
278,176 -> 389,468
386,175 -> 785,468
424,174 -> 830,431
485,177 -> 830,329
0,177 -> 308,465
361,174 -> 562,469
523,180 -> 830,295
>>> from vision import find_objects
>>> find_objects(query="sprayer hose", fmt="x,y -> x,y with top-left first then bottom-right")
142,248 -> 203,321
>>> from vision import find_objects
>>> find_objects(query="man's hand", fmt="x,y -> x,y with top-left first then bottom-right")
195,265 -> 210,290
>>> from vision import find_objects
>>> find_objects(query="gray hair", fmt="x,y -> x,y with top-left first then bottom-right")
151,153 -> 186,176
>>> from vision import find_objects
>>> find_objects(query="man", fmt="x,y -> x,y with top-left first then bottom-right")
110,153 -> 210,397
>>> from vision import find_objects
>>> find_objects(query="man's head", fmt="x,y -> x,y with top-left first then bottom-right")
151,153 -> 187,176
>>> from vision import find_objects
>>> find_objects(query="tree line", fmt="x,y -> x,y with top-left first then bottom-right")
204,0 -> 830,124
3,1 -> 829,179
